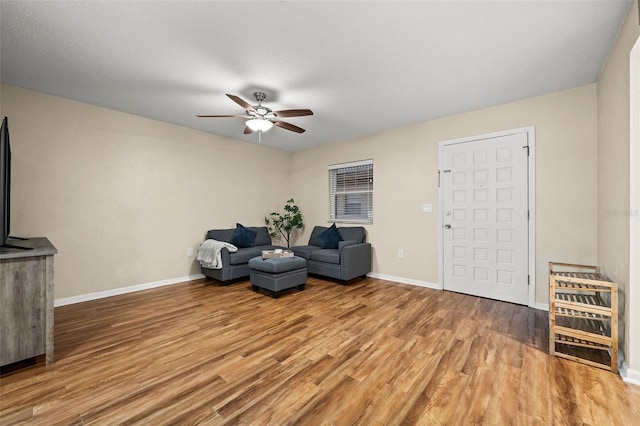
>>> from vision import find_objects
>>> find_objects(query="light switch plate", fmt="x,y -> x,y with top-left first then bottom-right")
423,203 -> 433,213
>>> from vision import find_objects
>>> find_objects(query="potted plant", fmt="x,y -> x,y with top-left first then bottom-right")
264,199 -> 304,248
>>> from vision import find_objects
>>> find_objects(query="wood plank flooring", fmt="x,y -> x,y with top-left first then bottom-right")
1,276 -> 639,425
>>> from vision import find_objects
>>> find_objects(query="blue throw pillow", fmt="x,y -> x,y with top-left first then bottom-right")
230,223 -> 256,248
319,223 -> 343,249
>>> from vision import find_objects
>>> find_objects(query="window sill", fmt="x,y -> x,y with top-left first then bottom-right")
328,220 -> 373,225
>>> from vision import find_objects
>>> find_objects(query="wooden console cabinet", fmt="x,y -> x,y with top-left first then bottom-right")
0,237 -> 57,367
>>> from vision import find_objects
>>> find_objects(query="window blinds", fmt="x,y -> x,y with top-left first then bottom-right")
329,160 -> 373,223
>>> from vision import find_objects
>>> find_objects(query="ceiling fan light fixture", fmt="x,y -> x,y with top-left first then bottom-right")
246,118 -> 273,132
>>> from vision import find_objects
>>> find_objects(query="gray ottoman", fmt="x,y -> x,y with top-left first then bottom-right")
248,256 -> 307,298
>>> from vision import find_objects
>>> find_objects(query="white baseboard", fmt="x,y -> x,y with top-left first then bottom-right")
366,273 -> 550,312
54,274 -> 206,307
620,361 -> 640,386
367,272 -> 441,290
534,302 -> 549,311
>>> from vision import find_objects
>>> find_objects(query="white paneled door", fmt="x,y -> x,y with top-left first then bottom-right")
441,132 -> 529,305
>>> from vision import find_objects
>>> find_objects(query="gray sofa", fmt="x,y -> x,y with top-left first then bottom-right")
291,225 -> 371,282
201,226 -> 283,283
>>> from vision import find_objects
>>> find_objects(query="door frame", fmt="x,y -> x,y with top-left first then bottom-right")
438,126 -> 536,308
627,36 -> 640,382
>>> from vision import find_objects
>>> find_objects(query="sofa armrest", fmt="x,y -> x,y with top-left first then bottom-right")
340,243 -> 372,281
219,247 -> 231,267
338,240 -> 358,253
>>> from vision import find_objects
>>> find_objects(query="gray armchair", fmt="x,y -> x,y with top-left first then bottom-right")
291,226 -> 371,282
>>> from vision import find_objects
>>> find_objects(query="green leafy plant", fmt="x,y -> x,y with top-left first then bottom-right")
264,198 -> 304,248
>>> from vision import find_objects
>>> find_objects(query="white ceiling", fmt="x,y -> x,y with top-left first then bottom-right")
0,1 -> 632,152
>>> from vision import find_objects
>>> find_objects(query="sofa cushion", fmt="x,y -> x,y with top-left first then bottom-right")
206,228 -> 236,243
229,247 -> 265,265
228,245 -> 283,265
207,226 -> 272,246
253,227 -> 272,246
310,249 -> 341,265
338,227 -> 366,244
230,223 -> 256,248
291,245 -> 321,261
308,226 -> 328,247
319,224 -> 343,249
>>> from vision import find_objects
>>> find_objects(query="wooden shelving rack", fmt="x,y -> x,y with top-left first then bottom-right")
549,262 -> 618,373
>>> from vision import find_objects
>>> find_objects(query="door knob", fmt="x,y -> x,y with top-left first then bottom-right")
444,224 -> 451,229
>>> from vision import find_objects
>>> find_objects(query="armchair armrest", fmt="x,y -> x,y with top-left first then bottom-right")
340,243 -> 372,281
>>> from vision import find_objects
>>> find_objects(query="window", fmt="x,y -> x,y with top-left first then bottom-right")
329,159 -> 373,223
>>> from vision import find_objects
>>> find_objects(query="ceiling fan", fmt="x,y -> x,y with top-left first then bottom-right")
197,92 -> 313,136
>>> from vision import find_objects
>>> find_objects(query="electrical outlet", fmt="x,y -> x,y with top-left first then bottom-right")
397,249 -> 404,258
187,247 -> 194,257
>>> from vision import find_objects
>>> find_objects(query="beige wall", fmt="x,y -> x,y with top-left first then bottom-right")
0,83 -> 602,308
291,84 -> 599,306
0,84 -> 291,299
597,0 -> 640,372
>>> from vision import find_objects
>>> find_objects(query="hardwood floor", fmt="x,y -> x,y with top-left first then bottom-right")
1,276 -> 639,425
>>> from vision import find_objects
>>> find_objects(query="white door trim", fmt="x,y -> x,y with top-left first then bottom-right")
438,126 -> 536,308
625,36 -> 640,382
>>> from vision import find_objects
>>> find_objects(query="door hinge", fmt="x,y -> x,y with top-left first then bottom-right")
523,145 -> 530,156
528,275 -> 531,286
528,210 -> 530,220
438,170 -> 451,188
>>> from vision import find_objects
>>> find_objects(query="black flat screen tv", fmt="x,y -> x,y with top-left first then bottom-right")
0,116 -> 11,247
1,116 -> 31,250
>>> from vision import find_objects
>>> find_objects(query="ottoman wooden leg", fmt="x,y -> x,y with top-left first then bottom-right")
297,284 -> 305,290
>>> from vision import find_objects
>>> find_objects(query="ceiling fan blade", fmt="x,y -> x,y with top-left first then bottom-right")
274,109 -> 314,118
273,120 -> 305,134
227,94 -> 257,113
196,115 -> 246,118
244,126 -> 254,134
